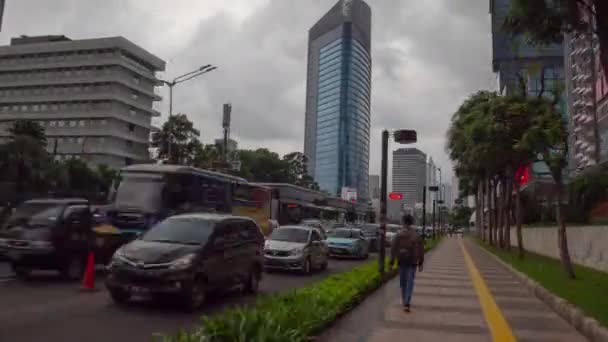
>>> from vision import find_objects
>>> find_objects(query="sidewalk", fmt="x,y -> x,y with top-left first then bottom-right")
318,237 -> 588,342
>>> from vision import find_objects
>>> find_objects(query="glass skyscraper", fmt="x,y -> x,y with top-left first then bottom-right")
304,0 -> 371,200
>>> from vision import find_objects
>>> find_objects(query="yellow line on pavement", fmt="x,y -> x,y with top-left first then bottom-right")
460,239 -> 517,342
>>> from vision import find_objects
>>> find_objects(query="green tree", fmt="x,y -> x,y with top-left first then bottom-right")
9,120 -> 46,146
152,114 -> 202,165
282,152 -> 320,190
0,135 -> 50,201
520,97 -> 576,278
192,144 -> 220,170
235,148 -> 290,182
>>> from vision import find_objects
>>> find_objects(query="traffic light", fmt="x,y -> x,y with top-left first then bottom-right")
393,129 -> 417,144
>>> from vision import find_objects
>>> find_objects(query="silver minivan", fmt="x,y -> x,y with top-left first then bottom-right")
263,226 -> 328,274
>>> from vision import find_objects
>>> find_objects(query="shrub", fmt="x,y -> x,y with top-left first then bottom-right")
166,238 -> 440,342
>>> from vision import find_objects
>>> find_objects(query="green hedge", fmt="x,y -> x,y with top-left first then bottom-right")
167,238 -> 440,342
477,239 -> 608,328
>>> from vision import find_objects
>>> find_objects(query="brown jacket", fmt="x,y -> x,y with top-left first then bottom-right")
390,226 -> 424,266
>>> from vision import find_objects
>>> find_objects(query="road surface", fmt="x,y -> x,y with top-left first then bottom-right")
0,257 -> 369,342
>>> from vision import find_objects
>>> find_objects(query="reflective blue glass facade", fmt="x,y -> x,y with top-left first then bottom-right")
304,0 -> 371,200
314,36 -> 371,198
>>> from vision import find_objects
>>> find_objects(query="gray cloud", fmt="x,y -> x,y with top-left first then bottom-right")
2,0 -> 494,183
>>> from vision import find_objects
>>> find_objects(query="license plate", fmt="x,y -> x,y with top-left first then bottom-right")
130,286 -> 149,295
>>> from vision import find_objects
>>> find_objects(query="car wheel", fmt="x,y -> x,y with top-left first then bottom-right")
182,279 -> 206,311
12,264 -> 31,280
301,257 -> 312,275
60,256 -> 84,281
109,288 -> 130,305
244,266 -> 260,294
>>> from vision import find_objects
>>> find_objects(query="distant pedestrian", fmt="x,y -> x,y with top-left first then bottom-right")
390,214 -> 424,312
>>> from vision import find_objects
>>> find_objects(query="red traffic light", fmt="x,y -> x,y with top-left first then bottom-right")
388,192 -> 403,201
394,129 -> 417,144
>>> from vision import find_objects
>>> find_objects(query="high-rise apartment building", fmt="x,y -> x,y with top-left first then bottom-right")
304,0 -> 372,200
392,148 -> 427,212
0,35 -> 165,168
368,174 -> 380,199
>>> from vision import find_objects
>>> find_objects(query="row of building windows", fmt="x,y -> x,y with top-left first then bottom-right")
0,48 -> 154,74
0,49 -> 116,65
0,65 -> 149,88
0,83 -> 149,100
0,100 -> 110,112
320,39 -> 343,54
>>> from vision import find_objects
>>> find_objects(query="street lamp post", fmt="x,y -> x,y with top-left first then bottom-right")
379,129 -> 417,275
427,185 -> 439,239
159,64 -> 218,163
438,167 -> 443,234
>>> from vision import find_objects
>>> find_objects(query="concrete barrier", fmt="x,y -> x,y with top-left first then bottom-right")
509,226 -> 608,273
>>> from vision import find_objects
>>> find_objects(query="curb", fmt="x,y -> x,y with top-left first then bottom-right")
475,242 -> 608,342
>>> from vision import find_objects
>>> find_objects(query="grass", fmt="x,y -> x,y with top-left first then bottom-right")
165,238 -> 441,342
477,240 -> 608,328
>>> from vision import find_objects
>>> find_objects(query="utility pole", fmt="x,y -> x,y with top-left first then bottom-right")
378,130 -> 389,276
222,104 -> 232,168
438,167 -> 443,234
422,186 -> 426,240
432,199 -> 436,239
378,128 -> 417,275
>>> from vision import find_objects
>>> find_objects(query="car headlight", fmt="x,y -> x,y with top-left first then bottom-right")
170,253 -> 196,270
290,248 -> 304,256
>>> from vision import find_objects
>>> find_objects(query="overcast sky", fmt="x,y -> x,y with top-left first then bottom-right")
2,0 -> 495,184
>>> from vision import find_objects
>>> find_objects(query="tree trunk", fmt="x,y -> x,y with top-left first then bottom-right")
555,180 -> 576,279
515,182 -> 524,259
504,177 -> 512,251
475,187 -> 482,240
497,178 -> 505,248
486,178 -> 492,245
480,180 -> 486,242
493,180 -> 500,246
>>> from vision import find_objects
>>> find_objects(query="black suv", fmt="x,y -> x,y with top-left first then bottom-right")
105,213 -> 265,309
0,198 -> 93,280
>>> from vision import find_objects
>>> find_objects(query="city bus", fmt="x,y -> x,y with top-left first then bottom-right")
93,164 -> 273,242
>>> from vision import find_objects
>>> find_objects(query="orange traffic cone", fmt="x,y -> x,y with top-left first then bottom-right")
81,251 -> 97,291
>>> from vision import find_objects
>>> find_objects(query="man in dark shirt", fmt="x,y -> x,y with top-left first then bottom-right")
390,214 -> 424,312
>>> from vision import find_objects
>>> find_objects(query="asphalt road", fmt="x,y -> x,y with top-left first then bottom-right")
0,256 -> 370,342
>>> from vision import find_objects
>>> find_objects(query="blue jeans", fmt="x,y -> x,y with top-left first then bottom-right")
399,264 -> 417,306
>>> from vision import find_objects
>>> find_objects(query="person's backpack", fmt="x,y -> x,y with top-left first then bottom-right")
396,233 -> 415,265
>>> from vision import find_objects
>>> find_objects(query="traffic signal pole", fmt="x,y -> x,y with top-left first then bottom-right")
378,130 -> 388,275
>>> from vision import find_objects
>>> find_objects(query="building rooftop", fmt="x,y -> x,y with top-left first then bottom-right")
0,35 -> 165,71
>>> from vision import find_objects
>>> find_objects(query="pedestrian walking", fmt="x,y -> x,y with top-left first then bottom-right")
390,214 -> 424,312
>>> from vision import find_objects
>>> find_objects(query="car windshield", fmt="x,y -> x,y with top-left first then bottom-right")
269,227 -> 310,243
6,202 -> 63,227
115,172 -> 165,212
330,229 -> 360,239
141,217 -> 214,245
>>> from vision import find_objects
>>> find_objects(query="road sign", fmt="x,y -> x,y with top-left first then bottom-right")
455,198 -> 463,205
428,186 -> 439,191
388,192 -> 403,200
437,200 -> 445,204
393,129 -> 417,144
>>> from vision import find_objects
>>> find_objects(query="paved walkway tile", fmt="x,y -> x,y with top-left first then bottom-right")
318,237 -> 589,342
